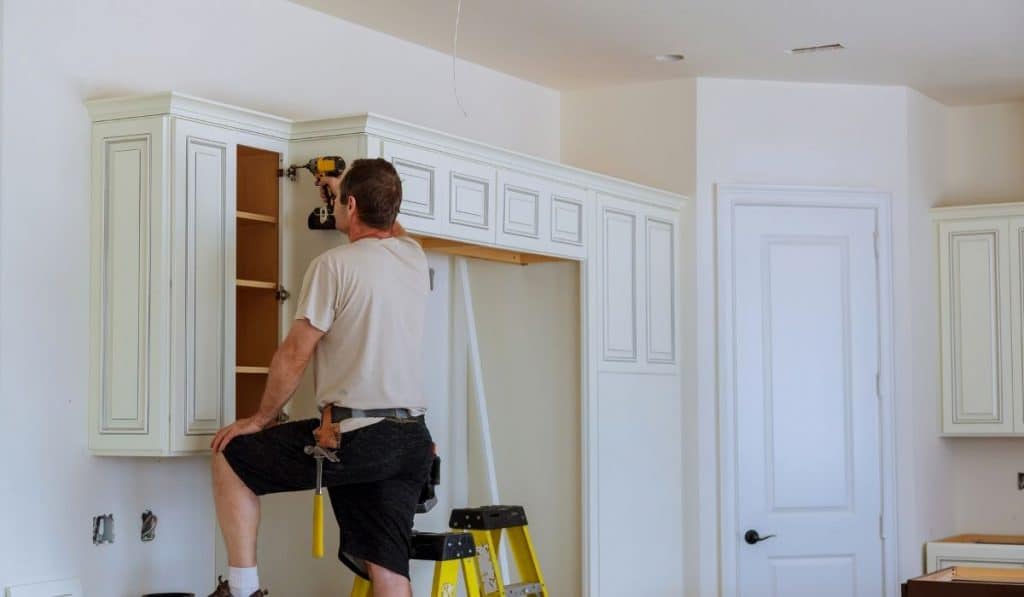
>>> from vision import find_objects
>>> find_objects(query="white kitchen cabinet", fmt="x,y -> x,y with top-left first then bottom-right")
934,203 -> 1024,435
496,170 -> 588,259
597,193 -> 678,370
91,93 -> 685,596
927,535 -> 1024,572
88,95 -> 289,456
383,141 -> 498,244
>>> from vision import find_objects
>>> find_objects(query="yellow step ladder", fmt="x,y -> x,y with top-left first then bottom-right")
350,531 -> 481,597
449,506 -> 548,597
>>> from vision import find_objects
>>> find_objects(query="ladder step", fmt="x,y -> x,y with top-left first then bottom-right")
449,505 -> 528,530
409,531 -> 476,561
504,582 -> 543,597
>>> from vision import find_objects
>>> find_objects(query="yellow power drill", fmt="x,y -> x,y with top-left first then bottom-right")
286,156 -> 347,230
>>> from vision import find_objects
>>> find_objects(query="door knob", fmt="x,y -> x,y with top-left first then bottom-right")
744,529 -> 776,545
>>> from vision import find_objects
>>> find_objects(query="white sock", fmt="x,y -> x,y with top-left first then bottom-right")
228,566 -> 260,597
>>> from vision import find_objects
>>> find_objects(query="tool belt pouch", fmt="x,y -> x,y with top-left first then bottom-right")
416,453 -> 441,514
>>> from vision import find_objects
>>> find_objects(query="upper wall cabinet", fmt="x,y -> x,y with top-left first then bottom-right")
89,95 -> 290,456
496,170 -> 588,259
89,94 -> 685,458
934,204 -> 1024,436
597,194 -> 678,372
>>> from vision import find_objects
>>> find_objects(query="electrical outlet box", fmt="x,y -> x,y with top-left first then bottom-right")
92,513 -> 114,544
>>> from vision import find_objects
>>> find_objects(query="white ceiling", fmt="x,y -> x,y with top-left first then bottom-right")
291,0 -> 1024,105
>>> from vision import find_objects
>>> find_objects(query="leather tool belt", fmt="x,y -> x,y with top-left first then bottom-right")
315,406 -> 421,450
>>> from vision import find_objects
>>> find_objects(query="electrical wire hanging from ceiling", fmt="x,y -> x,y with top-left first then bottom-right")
452,0 -> 469,118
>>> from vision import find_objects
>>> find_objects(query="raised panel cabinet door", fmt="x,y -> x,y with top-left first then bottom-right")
548,179 -> 588,259
89,117 -> 169,454
445,158 -> 496,244
598,195 -> 640,363
383,141 -> 446,235
171,119 -> 237,453
1011,217 -> 1024,433
939,218 -> 1014,434
497,169 -> 547,253
496,170 -> 587,259
643,211 -> 677,365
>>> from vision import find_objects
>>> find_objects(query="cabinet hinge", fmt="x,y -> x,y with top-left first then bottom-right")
874,231 -> 879,259
275,285 -> 291,302
276,168 -> 285,178
876,371 -> 881,399
879,514 -> 885,539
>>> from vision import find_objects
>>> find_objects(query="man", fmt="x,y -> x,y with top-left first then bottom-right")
208,158 -> 433,597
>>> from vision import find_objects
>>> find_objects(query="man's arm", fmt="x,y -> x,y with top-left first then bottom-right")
211,319 -> 324,452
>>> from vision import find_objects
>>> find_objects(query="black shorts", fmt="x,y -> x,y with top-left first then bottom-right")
222,416 -> 434,580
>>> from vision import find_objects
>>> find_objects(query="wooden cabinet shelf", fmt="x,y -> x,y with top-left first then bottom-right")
236,366 -> 270,374
237,210 -> 278,224
236,279 -> 277,289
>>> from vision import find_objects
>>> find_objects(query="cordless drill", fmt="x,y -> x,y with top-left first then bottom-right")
287,156 -> 347,230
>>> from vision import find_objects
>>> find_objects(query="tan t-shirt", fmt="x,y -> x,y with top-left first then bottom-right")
293,235 -> 429,432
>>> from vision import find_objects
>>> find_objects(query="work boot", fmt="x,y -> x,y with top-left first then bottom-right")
208,576 -> 269,597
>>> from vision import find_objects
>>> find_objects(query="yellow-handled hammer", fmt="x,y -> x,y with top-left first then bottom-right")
304,444 -> 338,558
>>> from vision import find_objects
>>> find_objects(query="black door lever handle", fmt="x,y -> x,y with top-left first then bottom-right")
744,529 -> 776,545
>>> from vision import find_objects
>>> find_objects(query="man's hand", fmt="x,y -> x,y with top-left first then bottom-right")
211,416 -> 267,453
314,422 -> 341,450
316,175 -> 342,202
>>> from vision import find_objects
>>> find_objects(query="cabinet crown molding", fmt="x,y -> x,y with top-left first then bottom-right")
86,91 -> 687,212
932,202 -> 1024,220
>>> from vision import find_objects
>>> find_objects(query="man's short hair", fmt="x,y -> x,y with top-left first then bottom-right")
339,158 -> 403,230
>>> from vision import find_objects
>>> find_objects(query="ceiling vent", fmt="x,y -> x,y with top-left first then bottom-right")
787,43 -> 845,55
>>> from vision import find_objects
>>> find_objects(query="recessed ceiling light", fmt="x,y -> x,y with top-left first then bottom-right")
655,54 -> 685,63
787,43 -> 845,55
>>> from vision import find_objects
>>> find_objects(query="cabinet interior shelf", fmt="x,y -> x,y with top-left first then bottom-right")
236,279 -> 277,289
236,366 -> 270,374
237,210 -> 278,224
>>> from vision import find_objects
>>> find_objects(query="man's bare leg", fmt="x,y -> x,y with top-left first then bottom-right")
213,452 -> 260,567
367,562 -> 412,597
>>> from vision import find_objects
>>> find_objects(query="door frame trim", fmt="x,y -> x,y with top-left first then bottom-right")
715,184 -> 898,597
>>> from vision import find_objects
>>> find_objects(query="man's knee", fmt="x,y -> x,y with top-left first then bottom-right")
365,562 -> 408,586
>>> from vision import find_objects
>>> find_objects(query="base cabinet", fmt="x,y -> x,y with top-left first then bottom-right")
927,536 -> 1024,572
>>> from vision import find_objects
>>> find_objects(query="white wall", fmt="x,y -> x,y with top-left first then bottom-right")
0,1 -> 559,594
946,103 -> 1024,205
905,89 -> 958,564
561,79 -> 697,197
466,259 -> 581,597
943,101 -> 1024,535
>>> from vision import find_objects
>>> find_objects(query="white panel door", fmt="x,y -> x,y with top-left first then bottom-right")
383,141 -> 446,235
89,117 -> 168,454
939,218 -> 1014,434
171,119 -> 236,453
731,204 -> 882,596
